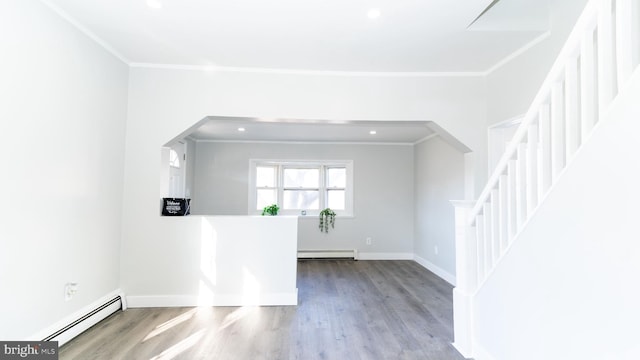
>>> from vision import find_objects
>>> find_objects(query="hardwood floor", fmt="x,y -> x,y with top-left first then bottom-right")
60,260 -> 465,360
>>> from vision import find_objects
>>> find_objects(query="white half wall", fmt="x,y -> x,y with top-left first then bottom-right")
414,137 -> 465,281
472,69 -> 640,360
126,216 -> 298,307
0,0 -> 128,339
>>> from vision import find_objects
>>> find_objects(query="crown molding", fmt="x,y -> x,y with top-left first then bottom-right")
193,139 -> 415,146
39,0 -> 130,64
130,63 -> 487,77
482,31 -> 551,75
413,133 -> 440,145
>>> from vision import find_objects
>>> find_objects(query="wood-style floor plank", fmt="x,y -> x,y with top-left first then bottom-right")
60,260 -> 465,360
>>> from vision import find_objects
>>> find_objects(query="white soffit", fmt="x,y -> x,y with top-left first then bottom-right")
185,117 -> 436,144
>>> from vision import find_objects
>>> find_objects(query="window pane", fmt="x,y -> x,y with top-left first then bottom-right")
283,190 -> 319,209
256,189 -> 276,210
326,167 -> 346,188
284,168 -> 319,188
327,190 -> 345,210
169,149 -> 180,168
256,166 -> 276,187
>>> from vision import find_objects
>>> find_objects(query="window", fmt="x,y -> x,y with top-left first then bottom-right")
283,167 -> 320,210
169,149 -> 180,168
250,160 -> 353,216
255,166 -> 277,210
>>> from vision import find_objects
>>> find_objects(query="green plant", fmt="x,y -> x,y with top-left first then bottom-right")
319,208 -> 336,233
261,204 -> 279,216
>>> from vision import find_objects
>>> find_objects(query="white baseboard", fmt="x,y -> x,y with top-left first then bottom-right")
126,290 -> 298,308
298,249 -> 356,259
452,342 -> 475,359
413,255 -> 456,286
357,252 -> 414,260
471,341 -> 498,360
29,289 -> 125,345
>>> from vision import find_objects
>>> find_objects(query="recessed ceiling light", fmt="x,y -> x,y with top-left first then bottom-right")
367,8 -> 381,20
238,127 -> 246,132
369,130 -> 377,135
146,0 -> 163,9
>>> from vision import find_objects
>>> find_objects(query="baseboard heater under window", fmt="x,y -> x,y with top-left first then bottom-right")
297,249 -> 358,260
43,295 -> 123,346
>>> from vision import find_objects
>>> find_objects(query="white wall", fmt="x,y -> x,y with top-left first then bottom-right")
472,69 -> 640,360
191,141 -> 415,256
121,66 -> 487,297
0,0 -> 128,339
414,137 -> 466,282
485,0 -> 589,125
126,216 -> 298,307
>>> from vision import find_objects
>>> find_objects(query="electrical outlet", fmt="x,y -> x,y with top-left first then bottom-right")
64,282 -> 78,301
366,237 -> 372,245
434,246 -> 439,255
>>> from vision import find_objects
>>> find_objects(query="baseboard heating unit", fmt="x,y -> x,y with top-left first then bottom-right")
297,249 -> 358,260
43,295 -> 123,346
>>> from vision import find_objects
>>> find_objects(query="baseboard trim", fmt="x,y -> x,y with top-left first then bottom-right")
357,252 -> 414,260
452,342 -> 475,359
471,341 -> 498,360
126,290 -> 298,308
29,289 -> 125,345
298,249 -> 356,259
414,255 -> 456,286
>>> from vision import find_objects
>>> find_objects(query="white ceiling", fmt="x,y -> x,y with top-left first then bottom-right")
43,0 -> 551,143
43,0 -> 550,74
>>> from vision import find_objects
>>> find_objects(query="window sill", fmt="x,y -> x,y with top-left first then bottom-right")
297,214 -> 355,219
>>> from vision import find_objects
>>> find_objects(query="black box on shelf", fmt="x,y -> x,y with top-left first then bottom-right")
162,198 -> 191,216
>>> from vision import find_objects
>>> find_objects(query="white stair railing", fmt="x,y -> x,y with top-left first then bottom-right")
452,0 -> 640,357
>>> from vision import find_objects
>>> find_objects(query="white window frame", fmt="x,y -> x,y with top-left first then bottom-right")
249,159 -> 354,216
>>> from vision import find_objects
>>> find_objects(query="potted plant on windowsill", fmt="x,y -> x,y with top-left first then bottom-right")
319,208 -> 336,233
261,204 -> 279,216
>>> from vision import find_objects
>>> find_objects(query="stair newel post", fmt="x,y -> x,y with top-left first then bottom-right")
451,200 -> 477,358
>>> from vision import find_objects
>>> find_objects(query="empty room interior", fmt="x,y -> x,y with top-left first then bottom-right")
2,0 -> 640,359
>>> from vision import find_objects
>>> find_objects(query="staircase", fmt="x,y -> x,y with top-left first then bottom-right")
452,0 -> 640,358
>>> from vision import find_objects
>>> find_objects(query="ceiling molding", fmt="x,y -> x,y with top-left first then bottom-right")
488,113 -> 525,130
193,139 -> 415,146
130,62 -> 486,78
413,133 -> 440,145
39,0 -> 130,65
482,30 -> 551,75
131,30 -> 551,79
44,0 -> 549,79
